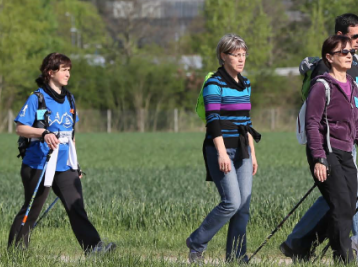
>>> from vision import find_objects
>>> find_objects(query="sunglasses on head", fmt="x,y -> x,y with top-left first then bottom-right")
330,49 -> 356,56
351,34 -> 358,40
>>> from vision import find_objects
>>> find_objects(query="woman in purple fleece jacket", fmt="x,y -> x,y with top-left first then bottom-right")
306,35 -> 358,264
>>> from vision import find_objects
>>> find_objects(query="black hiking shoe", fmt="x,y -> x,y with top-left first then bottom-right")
279,241 -> 311,263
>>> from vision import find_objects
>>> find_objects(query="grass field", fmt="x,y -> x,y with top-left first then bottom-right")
0,132 -> 346,266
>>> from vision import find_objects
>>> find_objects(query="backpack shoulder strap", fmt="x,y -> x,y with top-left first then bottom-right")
32,91 -> 50,129
66,92 -> 77,139
316,78 -> 332,153
33,91 -> 47,110
316,79 -> 331,105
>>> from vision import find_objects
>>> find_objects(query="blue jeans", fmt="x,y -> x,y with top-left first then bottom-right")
187,146 -> 253,262
286,145 -> 358,251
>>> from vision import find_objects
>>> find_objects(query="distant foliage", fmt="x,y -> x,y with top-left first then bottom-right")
2,0 -> 358,112
196,0 -> 272,72
0,0 -> 107,111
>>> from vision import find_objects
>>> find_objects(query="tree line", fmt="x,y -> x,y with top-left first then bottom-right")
1,0 -> 358,130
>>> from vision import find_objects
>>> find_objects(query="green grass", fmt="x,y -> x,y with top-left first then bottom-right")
0,132 -> 350,266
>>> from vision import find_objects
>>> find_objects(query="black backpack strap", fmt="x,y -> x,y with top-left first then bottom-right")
32,91 -> 49,129
66,92 -> 76,140
33,91 -> 47,110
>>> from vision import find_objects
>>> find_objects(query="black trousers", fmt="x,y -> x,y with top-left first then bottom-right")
307,147 -> 357,263
8,164 -> 101,251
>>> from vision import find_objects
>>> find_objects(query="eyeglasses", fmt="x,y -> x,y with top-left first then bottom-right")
330,49 -> 356,56
225,52 -> 248,58
350,34 -> 358,40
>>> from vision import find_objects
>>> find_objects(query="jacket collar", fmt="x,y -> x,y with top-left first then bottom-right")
313,72 -> 357,102
314,72 -> 355,86
216,66 -> 247,91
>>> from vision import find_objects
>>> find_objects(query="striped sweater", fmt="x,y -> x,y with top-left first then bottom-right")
204,67 -> 253,148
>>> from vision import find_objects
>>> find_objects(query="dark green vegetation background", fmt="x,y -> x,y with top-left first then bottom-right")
0,133 -> 334,266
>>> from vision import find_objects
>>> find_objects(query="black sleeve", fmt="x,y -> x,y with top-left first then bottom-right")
311,59 -> 329,79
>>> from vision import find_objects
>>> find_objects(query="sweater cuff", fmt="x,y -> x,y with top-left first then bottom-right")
207,120 -> 222,138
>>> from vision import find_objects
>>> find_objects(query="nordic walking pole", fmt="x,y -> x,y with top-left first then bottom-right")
247,183 -> 317,263
19,150 -> 53,233
33,197 -> 59,228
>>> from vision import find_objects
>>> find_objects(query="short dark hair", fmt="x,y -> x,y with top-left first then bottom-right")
35,53 -> 72,86
322,35 -> 352,69
335,13 -> 358,34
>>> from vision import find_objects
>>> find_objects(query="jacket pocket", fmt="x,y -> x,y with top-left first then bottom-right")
330,121 -> 350,141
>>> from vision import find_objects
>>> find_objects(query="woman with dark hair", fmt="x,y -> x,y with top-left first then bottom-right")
186,34 -> 261,263
306,35 -> 358,263
8,53 -> 115,254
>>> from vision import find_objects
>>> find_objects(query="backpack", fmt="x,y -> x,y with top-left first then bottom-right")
299,57 -> 321,101
195,72 -> 215,123
296,78 -> 332,153
17,91 -> 76,158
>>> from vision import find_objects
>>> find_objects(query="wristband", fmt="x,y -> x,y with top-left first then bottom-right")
41,129 -> 51,143
314,157 -> 328,168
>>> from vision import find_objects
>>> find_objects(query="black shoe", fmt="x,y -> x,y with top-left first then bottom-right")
279,241 -> 310,263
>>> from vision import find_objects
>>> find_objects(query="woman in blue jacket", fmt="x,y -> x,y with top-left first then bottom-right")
8,53 -> 115,254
